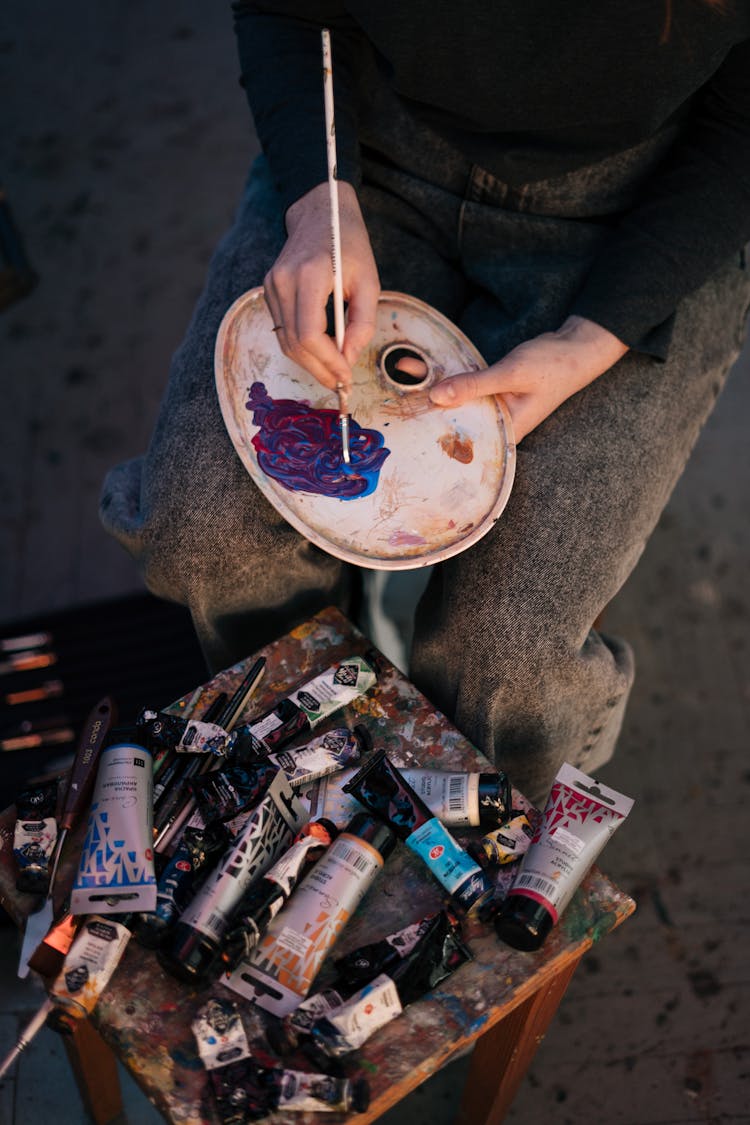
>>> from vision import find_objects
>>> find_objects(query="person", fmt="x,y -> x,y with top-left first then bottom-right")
100,2 -> 750,808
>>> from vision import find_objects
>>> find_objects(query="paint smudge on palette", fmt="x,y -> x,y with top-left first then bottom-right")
246,381 -> 390,500
439,430 -> 474,463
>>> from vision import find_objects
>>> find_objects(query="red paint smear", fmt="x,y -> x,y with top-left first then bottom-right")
439,432 -> 474,463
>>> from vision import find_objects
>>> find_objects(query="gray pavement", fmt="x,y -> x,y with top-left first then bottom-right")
1,3 -> 749,1123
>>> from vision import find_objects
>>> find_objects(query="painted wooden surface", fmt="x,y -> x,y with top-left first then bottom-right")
0,607 -> 634,1124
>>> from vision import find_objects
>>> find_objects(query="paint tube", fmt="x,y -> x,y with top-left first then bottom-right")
26,909 -> 79,979
132,822 -> 230,949
13,780 -> 59,895
263,723 -> 372,787
188,760 -> 280,825
137,708 -> 234,757
192,997 -> 369,1123
494,763 -> 634,951
468,811 -> 536,868
272,910 -> 468,1058
343,750 -> 493,914
266,912 -> 445,1055
46,915 -> 131,1034
158,771 -> 308,985
70,732 -> 157,914
210,1060 -> 369,1121
333,909 -> 461,987
220,819 -> 338,971
229,655 -> 377,758
396,768 -> 512,828
304,910 -> 472,1061
224,812 -> 395,1016
304,764 -> 512,830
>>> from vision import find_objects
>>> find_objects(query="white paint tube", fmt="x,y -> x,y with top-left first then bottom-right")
47,915 -> 132,1033
224,812 -> 395,1016
70,736 -> 156,914
303,765 -> 512,829
494,763 -> 634,951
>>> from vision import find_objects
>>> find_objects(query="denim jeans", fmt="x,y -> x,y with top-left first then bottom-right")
100,79 -> 750,807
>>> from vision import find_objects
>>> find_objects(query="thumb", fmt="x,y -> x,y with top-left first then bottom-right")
429,367 -> 502,407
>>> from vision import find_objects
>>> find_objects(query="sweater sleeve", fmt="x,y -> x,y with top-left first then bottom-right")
232,0 -> 364,214
570,38 -> 750,359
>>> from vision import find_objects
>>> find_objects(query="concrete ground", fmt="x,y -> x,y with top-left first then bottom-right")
1,3 -> 748,1123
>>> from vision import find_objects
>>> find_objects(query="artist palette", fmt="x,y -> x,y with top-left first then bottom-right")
215,288 -> 515,569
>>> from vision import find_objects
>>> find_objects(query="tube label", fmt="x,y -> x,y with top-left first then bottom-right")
508,763 -> 634,922
226,833 -> 384,1015
406,817 -> 489,909
313,973 -> 403,1055
50,916 -> 131,1019
179,772 -> 307,942
71,742 -> 157,914
400,770 -> 480,827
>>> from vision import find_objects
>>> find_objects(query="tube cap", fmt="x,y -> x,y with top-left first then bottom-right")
493,894 -> 554,952
345,812 -> 397,861
478,772 -> 512,824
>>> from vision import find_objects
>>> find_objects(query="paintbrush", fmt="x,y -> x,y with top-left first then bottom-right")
321,28 -> 351,466
0,996 -> 54,1080
17,696 -> 116,977
154,657 -> 267,853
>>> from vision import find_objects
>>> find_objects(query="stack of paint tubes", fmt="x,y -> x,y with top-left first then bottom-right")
5,647 -> 634,1121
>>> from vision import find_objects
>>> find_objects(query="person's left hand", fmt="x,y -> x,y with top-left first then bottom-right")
428,315 -> 629,442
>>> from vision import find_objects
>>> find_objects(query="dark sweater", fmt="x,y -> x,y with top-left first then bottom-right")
233,1 -> 750,357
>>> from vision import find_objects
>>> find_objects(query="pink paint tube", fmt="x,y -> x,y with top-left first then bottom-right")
494,763 -> 633,951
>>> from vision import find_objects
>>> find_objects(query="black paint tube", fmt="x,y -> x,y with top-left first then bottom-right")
132,822 -> 230,949
220,818 -> 338,972
343,749 -> 493,913
305,910 -> 472,1062
192,993 -> 369,1123
264,724 -> 372,788
136,708 -> 235,757
188,760 -> 280,825
268,911 -> 457,1055
209,1060 -> 369,1121
13,780 -> 59,895
229,655 -> 378,760
334,908 -> 463,988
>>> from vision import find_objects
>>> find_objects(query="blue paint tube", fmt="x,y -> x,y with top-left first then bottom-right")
70,733 -> 157,914
343,749 -> 493,914
132,821 -> 230,949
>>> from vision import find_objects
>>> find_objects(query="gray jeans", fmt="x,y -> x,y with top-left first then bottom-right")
100,90 -> 750,807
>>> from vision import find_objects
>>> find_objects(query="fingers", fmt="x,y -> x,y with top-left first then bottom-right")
264,264 -> 351,392
342,273 -> 379,368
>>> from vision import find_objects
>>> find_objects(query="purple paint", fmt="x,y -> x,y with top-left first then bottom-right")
246,382 -> 390,500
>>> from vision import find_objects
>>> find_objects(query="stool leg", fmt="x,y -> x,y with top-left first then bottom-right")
455,954 -> 583,1125
62,1019 -> 124,1125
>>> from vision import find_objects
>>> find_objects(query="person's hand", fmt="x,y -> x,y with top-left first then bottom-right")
263,181 -> 380,392
428,316 -> 629,442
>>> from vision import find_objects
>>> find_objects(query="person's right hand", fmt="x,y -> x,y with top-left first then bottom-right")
263,181 -> 381,393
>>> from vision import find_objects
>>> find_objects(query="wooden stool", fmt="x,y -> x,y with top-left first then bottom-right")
0,607 -> 634,1124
